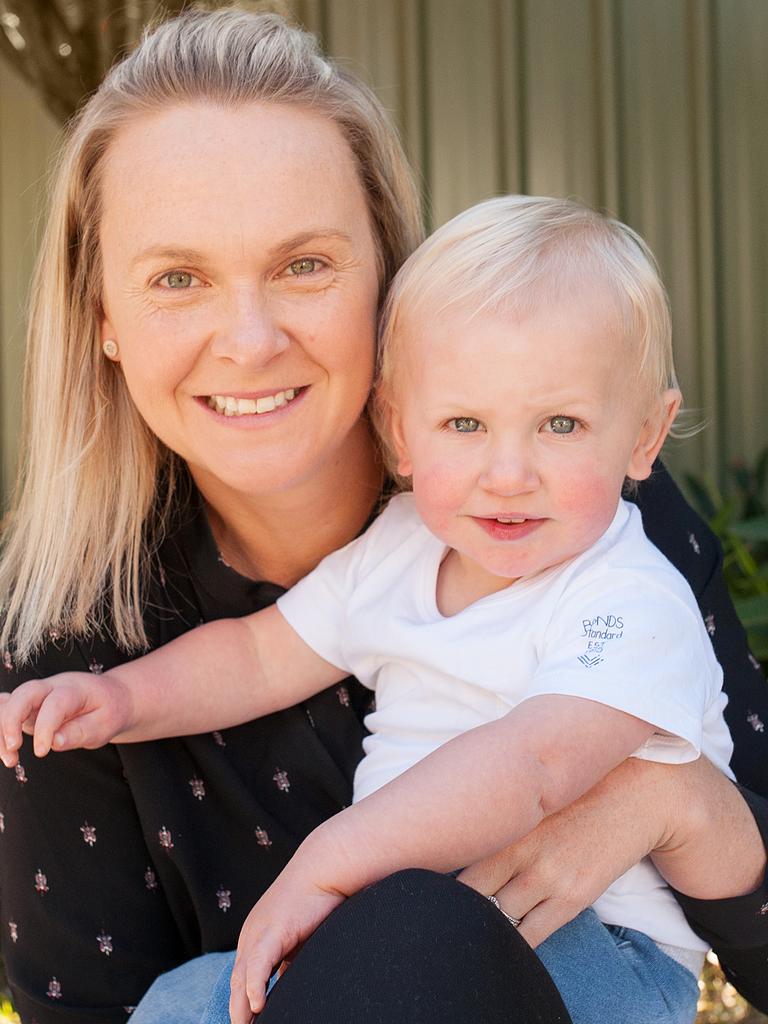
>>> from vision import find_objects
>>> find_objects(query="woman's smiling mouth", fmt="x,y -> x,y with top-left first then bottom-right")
203,387 -> 305,417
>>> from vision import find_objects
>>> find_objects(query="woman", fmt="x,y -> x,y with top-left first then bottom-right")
0,11 -> 766,1023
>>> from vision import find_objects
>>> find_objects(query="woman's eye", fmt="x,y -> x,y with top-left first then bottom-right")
447,417 -> 484,433
548,416 -> 577,434
157,270 -> 200,289
287,258 -> 321,276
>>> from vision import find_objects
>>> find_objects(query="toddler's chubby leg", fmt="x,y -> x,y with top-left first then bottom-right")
536,908 -> 700,1024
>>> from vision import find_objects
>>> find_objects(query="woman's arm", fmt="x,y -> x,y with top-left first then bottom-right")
459,755 -> 766,944
637,461 -> 768,1003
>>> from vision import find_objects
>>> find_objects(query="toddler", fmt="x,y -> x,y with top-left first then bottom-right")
0,196 -> 732,1024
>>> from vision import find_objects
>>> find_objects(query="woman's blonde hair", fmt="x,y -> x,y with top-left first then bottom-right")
0,8 -> 423,662
375,194 -> 678,478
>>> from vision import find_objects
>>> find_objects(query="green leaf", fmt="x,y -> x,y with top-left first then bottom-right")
730,516 -> 768,542
731,537 -> 762,579
734,593 -> 768,628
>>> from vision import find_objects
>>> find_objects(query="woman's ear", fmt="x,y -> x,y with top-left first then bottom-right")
626,389 -> 682,481
387,403 -> 413,478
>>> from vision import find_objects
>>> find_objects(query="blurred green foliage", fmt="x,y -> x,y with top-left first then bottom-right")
684,449 -> 768,669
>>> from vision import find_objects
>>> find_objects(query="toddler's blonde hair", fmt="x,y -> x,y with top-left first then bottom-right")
375,195 -> 678,477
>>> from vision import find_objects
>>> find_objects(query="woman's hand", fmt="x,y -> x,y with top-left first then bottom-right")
229,863 -> 345,1023
0,672 -> 132,765
458,756 -> 766,948
457,758 -> 663,947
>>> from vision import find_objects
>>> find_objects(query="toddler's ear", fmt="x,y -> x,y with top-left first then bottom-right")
387,403 -> 413,478
626,389 -> 682,481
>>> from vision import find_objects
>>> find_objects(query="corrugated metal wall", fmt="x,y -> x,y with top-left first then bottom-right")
0,58 -> 60,501
1,0 -> 766,498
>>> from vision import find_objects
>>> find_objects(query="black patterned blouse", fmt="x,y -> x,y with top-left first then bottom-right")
1,463 -> 767,1022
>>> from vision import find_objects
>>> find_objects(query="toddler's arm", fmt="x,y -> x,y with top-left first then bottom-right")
0,606 -> 346,764
228,693 -> 656,1021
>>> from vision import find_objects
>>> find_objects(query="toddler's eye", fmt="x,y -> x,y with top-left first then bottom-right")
548,416 -> 577,434
158,270 -> 200,289
287,258 -> 320,276
448,417 -> 484,433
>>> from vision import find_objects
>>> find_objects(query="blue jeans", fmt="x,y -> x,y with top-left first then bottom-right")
130,951 -> 234,1024
536,908 -> 700,1024
131,909 -> 699,1024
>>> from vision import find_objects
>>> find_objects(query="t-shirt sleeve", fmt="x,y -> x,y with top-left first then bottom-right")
527,571 -> 725,764
277,537 -> 365,676
277,495 -> 420,683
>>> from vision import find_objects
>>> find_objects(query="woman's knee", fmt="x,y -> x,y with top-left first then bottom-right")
261,869 -> 571,1023
313,867 -> 551,978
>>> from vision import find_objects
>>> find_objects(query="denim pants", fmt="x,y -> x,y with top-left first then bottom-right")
536,908 -> 700,1024
131,908 -> 699,1024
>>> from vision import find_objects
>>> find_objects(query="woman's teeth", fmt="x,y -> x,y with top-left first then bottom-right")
206,389 -> 297,416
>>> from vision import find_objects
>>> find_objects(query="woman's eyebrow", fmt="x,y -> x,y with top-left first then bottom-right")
130,246 -> 208,270
130,231 -> 354,271
267,229 -> 354,260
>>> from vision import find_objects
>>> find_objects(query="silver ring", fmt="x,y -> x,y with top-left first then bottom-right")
487,894 -> 522,927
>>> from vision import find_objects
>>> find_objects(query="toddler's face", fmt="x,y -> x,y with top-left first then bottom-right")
389,288 -> 678,591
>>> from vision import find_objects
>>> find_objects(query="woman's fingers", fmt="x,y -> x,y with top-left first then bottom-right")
460,835 -> 586,947
457,844 -> 525,897
485,875 -> 541,929
513,899 -> 568,948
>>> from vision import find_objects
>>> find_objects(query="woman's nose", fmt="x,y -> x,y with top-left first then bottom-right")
209,288 -> 289,366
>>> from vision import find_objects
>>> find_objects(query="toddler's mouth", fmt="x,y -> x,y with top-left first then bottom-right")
472,515 -> 546,540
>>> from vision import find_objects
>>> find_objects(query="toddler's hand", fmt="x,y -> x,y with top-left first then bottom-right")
0,672 -> 132,766
228,869 -> 346,1023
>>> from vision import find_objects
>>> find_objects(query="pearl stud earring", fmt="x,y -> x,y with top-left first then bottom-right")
102,339 -> 119,359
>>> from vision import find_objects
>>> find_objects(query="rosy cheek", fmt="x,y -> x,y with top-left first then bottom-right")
556,473 -> 621,536
411,463 -> 463,527
552,473 -> 595,513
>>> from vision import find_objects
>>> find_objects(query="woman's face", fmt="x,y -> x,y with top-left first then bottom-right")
99,102 -> 381,500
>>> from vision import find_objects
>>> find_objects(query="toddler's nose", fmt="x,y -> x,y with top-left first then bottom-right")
479,449 -> 540,496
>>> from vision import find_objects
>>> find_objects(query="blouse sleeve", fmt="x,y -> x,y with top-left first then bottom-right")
633,463 -> 768,1011
0,638 -> 189,1023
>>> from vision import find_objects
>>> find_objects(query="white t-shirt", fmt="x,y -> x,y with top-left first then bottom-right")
277,493 -> 733,951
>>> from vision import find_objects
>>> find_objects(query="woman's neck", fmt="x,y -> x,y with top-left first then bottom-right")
194,420 -> 384,588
